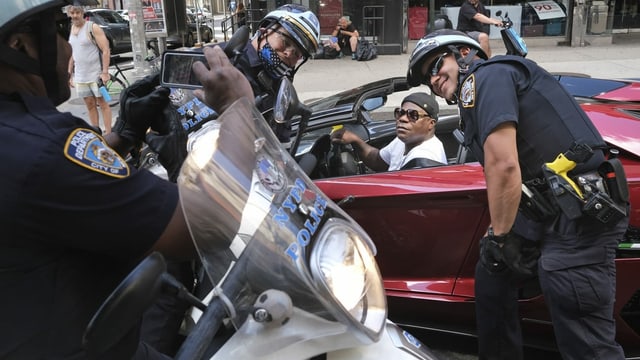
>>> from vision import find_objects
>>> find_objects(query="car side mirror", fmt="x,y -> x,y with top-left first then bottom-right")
361,97 -> 385,111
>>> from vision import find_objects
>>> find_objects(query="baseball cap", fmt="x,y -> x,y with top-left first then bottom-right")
402,92 -> 439,121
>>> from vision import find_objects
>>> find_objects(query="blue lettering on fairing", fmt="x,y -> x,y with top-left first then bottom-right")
276,178 -> 329,262
176,97 -> 217,131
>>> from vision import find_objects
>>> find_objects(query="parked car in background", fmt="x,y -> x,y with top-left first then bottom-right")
147,13 -> 213,55
185,13 -> 213,45
85,9 -> 131,54
115,9 -> 129,21
189,6 -> 212,20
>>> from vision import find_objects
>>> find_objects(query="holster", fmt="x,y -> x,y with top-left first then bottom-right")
598,158 -> 629,204
541,166 -> 584,220
519,180 -> 558,222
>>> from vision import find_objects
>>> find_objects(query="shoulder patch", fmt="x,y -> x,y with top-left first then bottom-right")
64,129 -> 130,178
460,74 -> 476,108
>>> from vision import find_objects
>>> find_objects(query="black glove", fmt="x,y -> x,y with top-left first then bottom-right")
480,230 -> 540,276
113,74 -> 171,144
145,106 -> 187,183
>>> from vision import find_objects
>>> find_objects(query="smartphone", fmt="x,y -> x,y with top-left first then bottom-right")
160,50 -> 208,89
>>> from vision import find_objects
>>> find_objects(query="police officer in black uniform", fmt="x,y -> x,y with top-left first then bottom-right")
0,0 -> 253,358
407,30 -> 629,359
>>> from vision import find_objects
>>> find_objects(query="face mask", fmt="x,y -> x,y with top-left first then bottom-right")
258,40 -> 293,79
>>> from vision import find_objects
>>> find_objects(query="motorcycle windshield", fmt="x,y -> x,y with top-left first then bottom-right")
177,98 -> 387,342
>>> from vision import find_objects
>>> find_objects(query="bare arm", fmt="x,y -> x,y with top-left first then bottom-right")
331,25 -> 340,37
472,13 -> 503,26
68,56 -> 75,87
92,23 -> 112,83
483,123 -> 520,235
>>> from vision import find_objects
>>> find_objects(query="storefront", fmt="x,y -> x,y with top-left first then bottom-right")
312,0 -> 637,48
415,0 -> 637,45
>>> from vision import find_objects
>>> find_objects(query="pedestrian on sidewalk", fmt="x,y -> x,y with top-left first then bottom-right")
67,4 -> 112,133
332,16 -> 359,60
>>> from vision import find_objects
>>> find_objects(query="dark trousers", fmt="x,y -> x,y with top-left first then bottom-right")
538,250 -> 624,360
475,236 -> 625,360
474,262 -> 524,360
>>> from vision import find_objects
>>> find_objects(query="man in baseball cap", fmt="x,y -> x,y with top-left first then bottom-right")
331,92 -> 447,171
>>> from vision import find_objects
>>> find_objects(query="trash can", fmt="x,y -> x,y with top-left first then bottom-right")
587,1 -> 608,34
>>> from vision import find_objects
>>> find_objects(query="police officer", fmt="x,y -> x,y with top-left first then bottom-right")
407,30 -> 628,359
228,4 -> 319,146
0,0 -> 252,358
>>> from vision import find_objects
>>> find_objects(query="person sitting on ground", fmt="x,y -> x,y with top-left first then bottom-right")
457,0 -> 503,57
331,16 -> 359,60
330,92 -> 447,171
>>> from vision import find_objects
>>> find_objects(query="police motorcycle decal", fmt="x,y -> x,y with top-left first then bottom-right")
460,74 -> 476,109
256,151 -> 287,193
169,88 -> 218,132
63,128 -> 129,178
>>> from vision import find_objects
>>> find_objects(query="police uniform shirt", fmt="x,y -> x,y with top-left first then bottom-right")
457,56 -> 606,181
0,93 -> 178,358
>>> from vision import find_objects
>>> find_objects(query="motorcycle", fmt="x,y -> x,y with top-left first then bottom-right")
495,10 -> 528,57
83,77 -> 441,359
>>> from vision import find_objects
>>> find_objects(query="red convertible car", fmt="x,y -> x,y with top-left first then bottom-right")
293,75 -> 640,356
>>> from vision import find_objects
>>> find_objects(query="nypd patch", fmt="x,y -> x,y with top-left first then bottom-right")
64,129 -> 130,178
460,74 -> 476,108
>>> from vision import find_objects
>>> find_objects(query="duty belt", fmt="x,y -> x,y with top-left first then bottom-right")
519,144 -> 628,224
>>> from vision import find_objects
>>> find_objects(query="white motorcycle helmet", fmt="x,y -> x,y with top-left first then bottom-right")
0,0 -> 98,104
406,29 -> 486,88
259,4 -> 320,61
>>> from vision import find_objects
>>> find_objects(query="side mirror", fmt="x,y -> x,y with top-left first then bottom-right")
274,77 -> 301,124
361,97 -> 385,111
495,10 -> 503,17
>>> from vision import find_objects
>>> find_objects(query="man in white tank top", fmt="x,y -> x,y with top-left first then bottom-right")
66,5 -> 112,133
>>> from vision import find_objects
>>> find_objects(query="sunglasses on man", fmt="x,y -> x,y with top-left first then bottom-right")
394,108 -> 432,122
428,52 -> 448,79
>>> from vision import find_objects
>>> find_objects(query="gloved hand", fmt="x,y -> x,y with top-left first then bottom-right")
479,235 -> 507,274
145,106 -> 187,183
480,230 -> 540,276
113,74 -> 171,145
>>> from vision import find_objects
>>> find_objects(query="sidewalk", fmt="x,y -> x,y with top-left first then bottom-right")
57,33 -> 640,124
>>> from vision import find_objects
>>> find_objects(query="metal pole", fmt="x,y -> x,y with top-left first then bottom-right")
128,0 -> 152,77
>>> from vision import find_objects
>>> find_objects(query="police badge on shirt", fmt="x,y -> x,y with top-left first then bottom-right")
460,74 -> 476,109
64,129 -> 130,178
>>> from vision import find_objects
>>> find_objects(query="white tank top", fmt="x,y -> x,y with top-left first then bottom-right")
68,21 -> 102,83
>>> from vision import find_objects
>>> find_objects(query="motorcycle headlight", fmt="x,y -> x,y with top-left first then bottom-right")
310,218 -> 386,340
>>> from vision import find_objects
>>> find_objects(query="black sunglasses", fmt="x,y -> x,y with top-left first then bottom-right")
428,52 -> 449,78
394,108 -> 431,122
